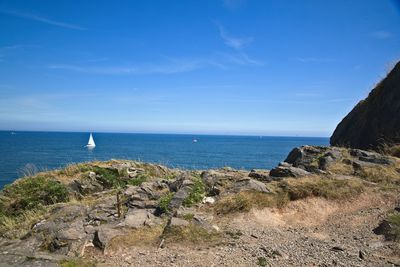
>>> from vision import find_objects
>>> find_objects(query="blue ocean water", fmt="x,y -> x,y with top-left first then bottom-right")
0,131 -> 329,188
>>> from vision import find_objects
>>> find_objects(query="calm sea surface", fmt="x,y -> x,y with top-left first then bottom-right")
0,131 -> 329,188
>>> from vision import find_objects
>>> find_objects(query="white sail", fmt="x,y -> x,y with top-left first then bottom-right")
87,133 -> 96,147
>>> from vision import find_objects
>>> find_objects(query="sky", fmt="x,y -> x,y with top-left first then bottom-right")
0,0 -> 399,137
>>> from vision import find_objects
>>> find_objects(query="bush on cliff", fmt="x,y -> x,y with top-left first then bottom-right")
0,175 -> 69,217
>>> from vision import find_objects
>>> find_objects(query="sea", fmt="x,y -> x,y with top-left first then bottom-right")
0,131 -> 329,189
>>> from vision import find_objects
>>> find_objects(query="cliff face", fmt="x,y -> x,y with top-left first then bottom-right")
330,61 -> 400,150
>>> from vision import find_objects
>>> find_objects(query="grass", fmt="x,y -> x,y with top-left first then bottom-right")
107,226 -> 164,250
387,212 -> 400,241
183,176 -> 206,207
163,224 -> 221,245
127,173 -> 149,186
282,176 -> 365,201
0,176 -> 69,216
158,192 -> 175,213
0,207 -> 49,238
214,176 -> 365,215
356,165 -> 400,185
59,258 -> 96,267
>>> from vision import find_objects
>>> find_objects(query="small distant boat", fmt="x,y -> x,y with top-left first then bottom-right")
193,139 -> 198,143
85,133 -> 96,148
10,132 -> 16,135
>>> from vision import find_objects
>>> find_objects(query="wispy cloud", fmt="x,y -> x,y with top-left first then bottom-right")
49,59 -> 203,75
371,30 -> 393,39
294,57 -> 335,63
220,51 -> 263,66
216,23 -> 252,50
221,0 -> 244,10
0,8 -> 86,30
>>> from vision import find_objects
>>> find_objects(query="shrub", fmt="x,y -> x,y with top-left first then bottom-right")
158,192 -> 175,213
91,166 -> 123,188
0,176 -> 69,216
183,177 -> 206,207
127,173 -> 149,186
257,257 -> 268,266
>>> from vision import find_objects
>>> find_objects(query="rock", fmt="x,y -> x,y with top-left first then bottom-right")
331,61 -> 400,150
318,155 -> 334,170
350,149 -> 394,165
73,177 -> 104,195
168,178 -> 194,211
170,217 -> 189,227
373,219 -> 397,241
93,226 -> 122,250
269,166 -> 310,178
124,209 -> 154,228
231,178 -> 270,193
248,170 -> 272,182
284,146 -> 328,171
202,196 -> 215,204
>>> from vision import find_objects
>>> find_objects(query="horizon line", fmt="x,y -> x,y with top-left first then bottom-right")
0,129 -> 331,139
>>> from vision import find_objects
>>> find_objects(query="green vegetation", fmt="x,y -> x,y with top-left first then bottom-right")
182,213 -> 194,221
59,258 -> 96,267
91,166 -> 123,188
127,173 -> 149,186
158,192 -> 175,213
0,176 -> 69,216
183,177 -> 206,207
257,257 -> 268,266
0,175 -> 69,238
387,212 -> 400,241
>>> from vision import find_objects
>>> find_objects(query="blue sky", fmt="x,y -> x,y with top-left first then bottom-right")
0,0 -> 399,137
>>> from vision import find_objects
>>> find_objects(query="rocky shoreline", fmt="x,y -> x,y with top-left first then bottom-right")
0,145 -> 399,266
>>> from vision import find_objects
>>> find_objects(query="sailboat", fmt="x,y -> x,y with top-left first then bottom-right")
85,133 -> 96,149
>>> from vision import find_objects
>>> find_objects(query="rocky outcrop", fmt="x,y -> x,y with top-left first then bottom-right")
331,61 -> 400,150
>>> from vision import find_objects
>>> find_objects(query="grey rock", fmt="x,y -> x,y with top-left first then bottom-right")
231,178 -> 270,193
269,166 -> 310,178
93,226 -> 122,250
123,209 -> 152,228
170,217 -> 189,227
248,170 -> 272,182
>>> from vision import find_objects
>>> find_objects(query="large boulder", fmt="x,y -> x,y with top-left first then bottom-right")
331,61 -> 400,150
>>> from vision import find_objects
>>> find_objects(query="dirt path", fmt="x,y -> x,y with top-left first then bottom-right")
86,192 -> 400,267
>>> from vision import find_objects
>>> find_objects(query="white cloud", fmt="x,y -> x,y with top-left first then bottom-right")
216,23 -> 253,50
371,30 -> 393,39
0,8 -> 86,30
49,59 -> 203,75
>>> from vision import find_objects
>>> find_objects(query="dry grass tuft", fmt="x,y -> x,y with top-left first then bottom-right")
357,165 -> 400,185
163,224 -> 221,245
107,226 -> 164,250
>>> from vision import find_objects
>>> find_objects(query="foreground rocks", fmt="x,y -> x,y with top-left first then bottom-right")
0,148 -> 399,266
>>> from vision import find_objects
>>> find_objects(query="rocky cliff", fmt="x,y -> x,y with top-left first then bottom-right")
330,61 -> 400,150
